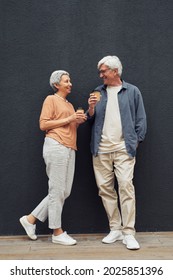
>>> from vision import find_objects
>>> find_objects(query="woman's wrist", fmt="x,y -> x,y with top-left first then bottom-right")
66,116 -> 70,124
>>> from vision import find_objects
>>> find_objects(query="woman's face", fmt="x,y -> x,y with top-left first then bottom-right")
56,74 -> 72,94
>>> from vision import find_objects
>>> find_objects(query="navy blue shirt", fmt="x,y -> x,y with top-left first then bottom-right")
87,80 -> 147,158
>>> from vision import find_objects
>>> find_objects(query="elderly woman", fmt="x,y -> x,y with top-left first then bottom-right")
20,70 -> 86,245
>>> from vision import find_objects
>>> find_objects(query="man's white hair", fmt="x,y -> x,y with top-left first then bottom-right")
50,70 -> 69,91
97,55 -> 123,76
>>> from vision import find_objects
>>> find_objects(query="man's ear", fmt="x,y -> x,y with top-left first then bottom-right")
114,68 -> 118,75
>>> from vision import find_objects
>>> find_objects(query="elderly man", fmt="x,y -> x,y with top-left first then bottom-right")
87,55 -> 147,250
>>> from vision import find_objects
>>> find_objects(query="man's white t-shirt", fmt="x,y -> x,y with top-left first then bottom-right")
98,85 -> 126,153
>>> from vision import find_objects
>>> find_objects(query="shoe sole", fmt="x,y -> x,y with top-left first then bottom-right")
52,240 -> 77,246
102,236 -> 124,244
19,218 -> 37,240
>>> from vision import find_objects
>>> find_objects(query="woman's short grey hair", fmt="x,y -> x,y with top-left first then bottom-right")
50,70 -> 69,91
97,55 -> 123,76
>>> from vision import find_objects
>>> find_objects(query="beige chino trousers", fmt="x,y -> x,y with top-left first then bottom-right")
93,148 -> 136,235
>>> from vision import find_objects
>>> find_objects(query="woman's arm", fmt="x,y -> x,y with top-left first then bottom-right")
40,113 -> 77,131
39,96 -> 86,131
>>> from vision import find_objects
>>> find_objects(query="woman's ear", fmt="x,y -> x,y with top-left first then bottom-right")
53,83 -> 59,90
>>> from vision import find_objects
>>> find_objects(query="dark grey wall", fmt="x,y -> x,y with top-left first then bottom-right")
0,0 -> 173,235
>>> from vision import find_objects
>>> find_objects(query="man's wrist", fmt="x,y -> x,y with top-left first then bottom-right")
88,107 -> 94,111
88,107 -> 95,116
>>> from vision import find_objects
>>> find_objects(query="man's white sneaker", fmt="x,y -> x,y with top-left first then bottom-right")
52,231 -> 77,246
123,234 -> 140,250
102,230 -> 123,244
19,216 -> 37,240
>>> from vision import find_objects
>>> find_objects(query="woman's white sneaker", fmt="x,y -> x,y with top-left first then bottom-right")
102,230 -> 123,244
123,234 -> 140,250
52,231 -> 77,245
19,216 -> 37,240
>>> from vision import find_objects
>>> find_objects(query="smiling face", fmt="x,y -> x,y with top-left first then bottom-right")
98,64 -> 120,86
54,74 -> 72,95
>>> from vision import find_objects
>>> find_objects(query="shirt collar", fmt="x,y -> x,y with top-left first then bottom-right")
121,80 -> 128,89
97,80 -> 127,91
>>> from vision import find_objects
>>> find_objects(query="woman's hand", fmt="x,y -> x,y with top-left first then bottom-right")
76,112 -> 87,124
68,112 -> 87,125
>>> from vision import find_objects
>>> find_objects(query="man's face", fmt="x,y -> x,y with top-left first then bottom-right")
98,64 -> 117,86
